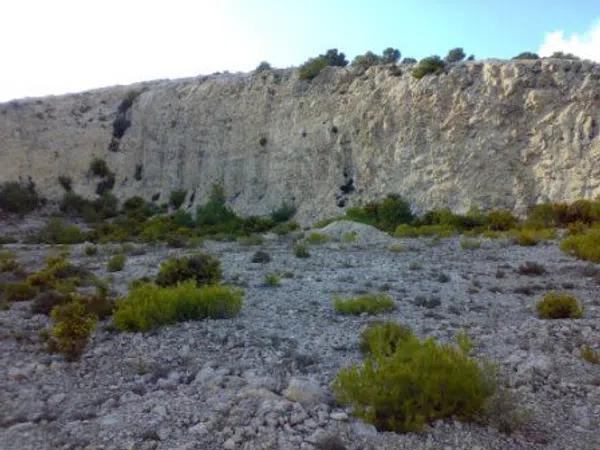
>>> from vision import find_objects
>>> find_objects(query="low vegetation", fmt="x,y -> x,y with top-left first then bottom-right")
580,345 -> 600,364
0,181 -> 40,215
263,273 -> 280,287
333,293 -> 395,315
113,281 -> 243,332
412,56 -> 445,79
107,254 -> 126,272
560,227 -> 600,262
298,49 -> 348,80
536,292 -> 583,319
47,299 -> 97,361
333,325 -> 496,432
155,253 -> 221,287
293,243 -> 310,258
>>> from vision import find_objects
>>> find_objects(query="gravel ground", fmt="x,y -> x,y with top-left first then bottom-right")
1,229 -> 599,450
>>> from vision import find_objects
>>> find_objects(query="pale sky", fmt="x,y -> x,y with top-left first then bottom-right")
1,1 -> 599,102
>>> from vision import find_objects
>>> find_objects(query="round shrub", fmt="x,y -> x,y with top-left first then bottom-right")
560,227 -> 600,262
359,322 -> 412,356
0,181 -> 40,214
536,292 -> 583,319
333,330 -> 495,432
50,300 -> 97,361
156,253 -> 221,287
412,56 -> 445,79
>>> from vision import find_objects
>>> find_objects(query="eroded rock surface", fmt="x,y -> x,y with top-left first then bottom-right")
1,59 -> 599,223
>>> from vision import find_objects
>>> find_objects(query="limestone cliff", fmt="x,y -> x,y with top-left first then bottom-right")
1,58 -> 599,223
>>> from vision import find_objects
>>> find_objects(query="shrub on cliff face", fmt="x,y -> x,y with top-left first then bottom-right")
298,49 -> 348,80
513,52 -> 539,60
0,181 -> 40,215
271,202 -> 297,223
169,190 -> 187,209
347,195 -> 413,232
412,56 -> 445,79
255,61 -> 272,72
445,47 -> 466,63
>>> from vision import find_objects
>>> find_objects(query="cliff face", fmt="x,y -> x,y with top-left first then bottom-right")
1,59 -> 599,223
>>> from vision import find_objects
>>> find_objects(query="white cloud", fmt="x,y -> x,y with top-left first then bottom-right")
0,0 -> 265,101
539,20 -> 600,62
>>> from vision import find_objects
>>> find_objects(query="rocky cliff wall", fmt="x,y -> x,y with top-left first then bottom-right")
1,59 -> 599,223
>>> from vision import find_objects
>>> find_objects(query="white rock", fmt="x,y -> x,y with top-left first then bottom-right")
282,378 -> 326,408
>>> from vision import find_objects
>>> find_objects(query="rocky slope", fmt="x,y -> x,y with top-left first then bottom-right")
1,234 -> 599,449
1,59 -> 599,222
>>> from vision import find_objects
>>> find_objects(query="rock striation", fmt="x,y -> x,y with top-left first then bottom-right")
1,58 -> 599,222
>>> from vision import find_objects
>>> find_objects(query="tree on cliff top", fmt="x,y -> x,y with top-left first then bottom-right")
298,49 -> 348,80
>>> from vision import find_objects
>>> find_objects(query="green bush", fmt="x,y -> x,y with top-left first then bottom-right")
156,253 -> 221,287
58,175 -> 72,191
445,47 -> 466,63
382,47 -> 401,64
169,190 -> 187,209
581,345 -> 600,364
196,184 -> 238,227
29,218 -> 87,244
341,231 -> 358,243
0,250 -> 20,273
264,273 -> 281,286
4,282 -> 38,302
536,292 -> 583,319
333,328 -> 495,432
84,245 -> 98,256
0,181 -> 40,214
238,234 -> 264,246
107,254 -> 126,272
359,322 -> 413,356
352,51 -> 382,69
485,210 -> 518,231
347,195 -> 413,232
89,157 -> 111,177
333,293 -> 395,315
113,281 -> 243,332
298,49 -> 348,80
272,221 -> 300,235
561,227 -> 600,262
251,250 -> 271,263
307,232 -> 329,245
512,52 -> 539,60
24,254 -> 87,295
255,61 -> 272,72
49,299 -> 97,361
412,56 -> 445,79
513,227 -> 555,246
271,202 -> 297,223
394,224 -> 456,238
293,243 -> 310,258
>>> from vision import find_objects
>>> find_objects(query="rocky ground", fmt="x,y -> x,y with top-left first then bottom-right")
1,224 -> 599,450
